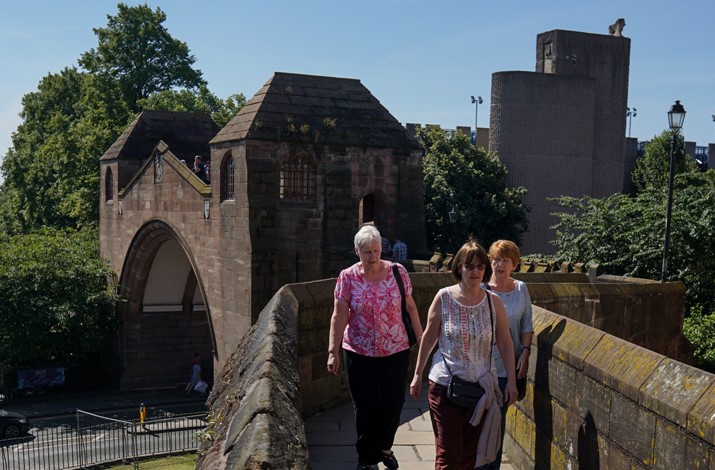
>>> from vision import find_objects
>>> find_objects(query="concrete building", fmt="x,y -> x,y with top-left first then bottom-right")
490,28 -> 631,255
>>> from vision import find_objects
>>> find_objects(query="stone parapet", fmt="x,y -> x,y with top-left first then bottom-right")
200,271 -> 708,469
506,306 -> 715,469
197,287 -> 308,469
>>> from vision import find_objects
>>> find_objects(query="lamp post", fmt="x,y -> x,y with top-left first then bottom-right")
471,95 -> 483,145
661,100 -> 686,282
627,107 -> 637,138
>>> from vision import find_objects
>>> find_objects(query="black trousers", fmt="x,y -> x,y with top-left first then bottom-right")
344,348 -> 411,465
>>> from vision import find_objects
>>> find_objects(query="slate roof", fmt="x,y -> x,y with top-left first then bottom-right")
211,72 -> 422,149
100,110 -> 220,162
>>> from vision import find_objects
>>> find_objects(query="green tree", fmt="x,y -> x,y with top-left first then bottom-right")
79,3 -> 205,112
631,131 -> 697,193
137,84 -> 246,128
0,3 -> 219,233
552,130 -> 715,313
420,125 -> 529,252
0,228 -> 118,376
683,305 -> 715,371
0,68 -> 90,232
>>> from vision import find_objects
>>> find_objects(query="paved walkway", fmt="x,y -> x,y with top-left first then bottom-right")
306,384 -> 515,470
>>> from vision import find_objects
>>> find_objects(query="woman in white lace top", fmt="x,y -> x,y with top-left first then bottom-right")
410,240 -> 517,469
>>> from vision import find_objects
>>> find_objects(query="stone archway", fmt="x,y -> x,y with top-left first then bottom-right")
358,189 -> 391,235
117,219 -> 216,390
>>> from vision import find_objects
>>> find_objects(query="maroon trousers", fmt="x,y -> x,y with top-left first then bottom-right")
428,380 -> 485,470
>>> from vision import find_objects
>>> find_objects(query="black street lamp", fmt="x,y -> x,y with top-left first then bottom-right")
471,95 -> 483,145
627,107 -> 637,138
661,100 -> 686,282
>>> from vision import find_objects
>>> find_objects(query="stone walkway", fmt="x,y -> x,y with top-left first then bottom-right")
305,384 -> 515,470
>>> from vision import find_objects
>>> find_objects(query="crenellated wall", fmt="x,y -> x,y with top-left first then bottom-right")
200,272 -> 713,469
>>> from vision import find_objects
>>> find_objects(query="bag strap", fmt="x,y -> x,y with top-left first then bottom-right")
392,263 -> 406,311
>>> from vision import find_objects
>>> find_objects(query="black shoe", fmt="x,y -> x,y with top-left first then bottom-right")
356,464 -> 378,470
382,451 -> 399,469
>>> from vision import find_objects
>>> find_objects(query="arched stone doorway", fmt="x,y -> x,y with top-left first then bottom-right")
359,190 -> 391,234
117,220 -> 215,390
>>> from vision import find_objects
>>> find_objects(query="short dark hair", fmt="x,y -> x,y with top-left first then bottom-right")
451,240 -> 491,281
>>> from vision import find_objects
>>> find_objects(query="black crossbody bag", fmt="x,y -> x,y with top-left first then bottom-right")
443,293 -> 494,408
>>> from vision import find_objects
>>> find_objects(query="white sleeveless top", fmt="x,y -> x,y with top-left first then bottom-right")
428,287 -> 494,386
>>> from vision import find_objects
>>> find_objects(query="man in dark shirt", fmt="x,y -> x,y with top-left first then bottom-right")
193,155 -> 209,183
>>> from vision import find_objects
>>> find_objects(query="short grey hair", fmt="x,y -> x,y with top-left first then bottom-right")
354,225 -> 381,250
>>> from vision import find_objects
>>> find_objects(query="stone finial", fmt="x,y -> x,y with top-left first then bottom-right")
608,18 -> 626,37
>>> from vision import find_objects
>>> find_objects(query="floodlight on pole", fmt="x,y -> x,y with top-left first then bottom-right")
627,107 -> 637,138
470,95 -> 483,145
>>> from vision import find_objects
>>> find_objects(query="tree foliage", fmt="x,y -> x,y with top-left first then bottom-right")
0,3 -> 241,234
0,228 -> 118,372
552,130 -> 715,314
78,3 -> 204,111
137,85 -> 245,128
420,126 -> 529,252
683,305 -> 715,372
631,131 -> 697,192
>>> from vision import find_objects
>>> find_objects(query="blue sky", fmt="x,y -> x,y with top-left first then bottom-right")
2,0 -> 714,171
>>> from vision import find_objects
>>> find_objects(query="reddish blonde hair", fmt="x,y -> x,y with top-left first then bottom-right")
488,240 -> 521,266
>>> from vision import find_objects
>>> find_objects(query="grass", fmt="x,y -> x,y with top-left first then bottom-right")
92,453 -> 198,469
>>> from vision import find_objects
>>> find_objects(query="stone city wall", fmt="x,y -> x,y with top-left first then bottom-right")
200,272 -> 712,469
505,305 -> 715,469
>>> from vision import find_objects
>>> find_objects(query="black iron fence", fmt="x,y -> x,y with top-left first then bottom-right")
0,410 -> 205,470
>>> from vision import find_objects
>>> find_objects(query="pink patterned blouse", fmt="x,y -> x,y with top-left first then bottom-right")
334,262 -> 412,357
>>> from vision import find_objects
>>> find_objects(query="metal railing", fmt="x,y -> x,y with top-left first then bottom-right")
0,411 -> 206,470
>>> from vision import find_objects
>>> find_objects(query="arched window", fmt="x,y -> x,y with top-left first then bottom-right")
105,167 -> 114,203
221,153 -> 235,201
280,156 -> 316,201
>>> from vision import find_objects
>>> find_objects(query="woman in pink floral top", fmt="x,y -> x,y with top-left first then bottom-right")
328,225 -> 423,470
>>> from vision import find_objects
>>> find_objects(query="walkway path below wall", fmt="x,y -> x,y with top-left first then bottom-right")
305,382 -> 516,469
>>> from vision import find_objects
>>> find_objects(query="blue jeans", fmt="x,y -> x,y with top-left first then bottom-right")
476,376 -> 508,470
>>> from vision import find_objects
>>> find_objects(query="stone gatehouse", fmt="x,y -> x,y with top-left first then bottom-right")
99,72 -> 427,389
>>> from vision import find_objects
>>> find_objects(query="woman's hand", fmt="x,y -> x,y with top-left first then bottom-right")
409,374 -> 422,398
517,350 -> 529,379
327,351 -> 340,375
505,379 -> 518,406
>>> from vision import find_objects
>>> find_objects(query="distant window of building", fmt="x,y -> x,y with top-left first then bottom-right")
105,167 -> 114,203
221,153 -> 235,201
543,42 -> 554,73
280,157 -> 316,201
